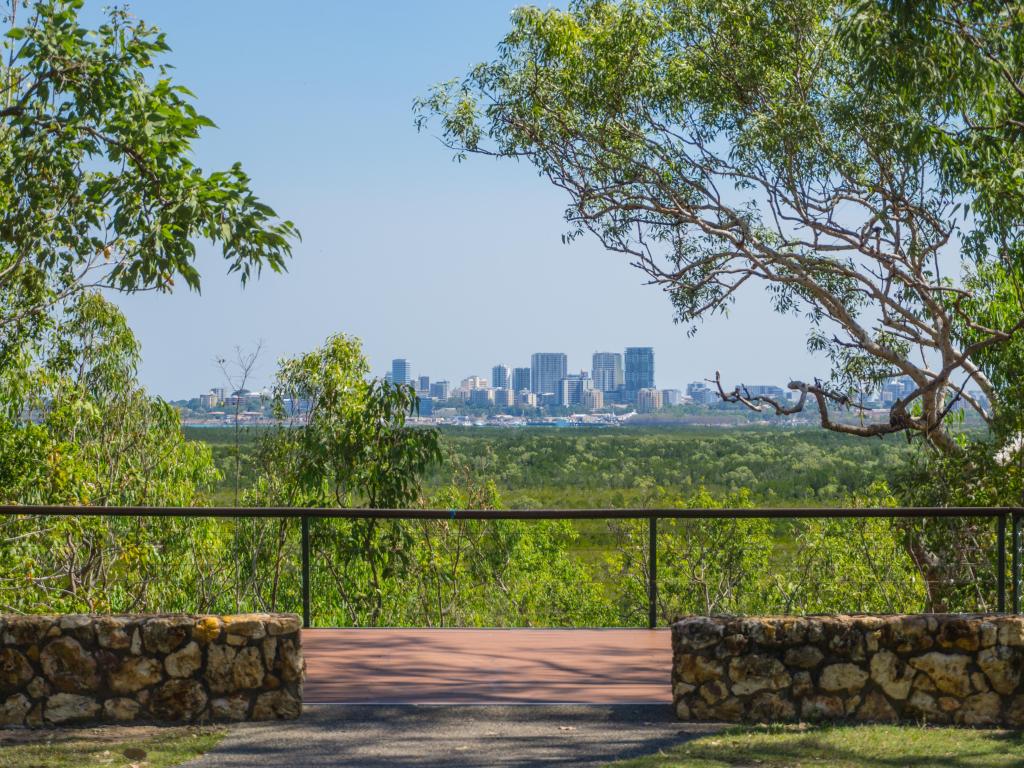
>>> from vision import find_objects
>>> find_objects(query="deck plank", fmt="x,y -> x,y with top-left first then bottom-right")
302,628 -> 672,704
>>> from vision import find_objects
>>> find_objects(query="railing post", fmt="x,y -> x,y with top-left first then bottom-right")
648,515 -> 657,629
301,515 -> 311,628
1013,511 -> 1022,615
998,512 -> 1007,613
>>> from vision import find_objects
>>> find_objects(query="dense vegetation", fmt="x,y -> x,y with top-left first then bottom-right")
0,0 -> 1019,629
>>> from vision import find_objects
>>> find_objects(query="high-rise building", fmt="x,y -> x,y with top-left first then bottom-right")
582,388 -> 604,411
493,388 -> 515,408
661,389 -> 683,406
391,358 -> 412,386
516,390 -> 538,407
491,364 -> 510,390
512,367 -> 531,394
417,375 -> 430,393
468,388 -> 495,407
429,380 -> 450,400
531,353 -> 567,397
592,352 -> 624,393
624,347 -> 655,401
636,387 -> 663,413
461,375 -> 488,390
558,372 -> 593,407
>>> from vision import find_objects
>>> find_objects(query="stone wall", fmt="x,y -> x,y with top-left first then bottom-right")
673,614 -> 1024,726
0,613 -> 303,727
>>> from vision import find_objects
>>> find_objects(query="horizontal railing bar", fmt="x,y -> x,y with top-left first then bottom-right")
0,505 -> 1018,520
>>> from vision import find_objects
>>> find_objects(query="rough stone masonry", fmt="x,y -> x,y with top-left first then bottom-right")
673,614 -> 1024,726
0,613 -> 303,727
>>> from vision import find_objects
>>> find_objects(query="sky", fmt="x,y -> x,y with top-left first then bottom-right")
91,0 -> 820,399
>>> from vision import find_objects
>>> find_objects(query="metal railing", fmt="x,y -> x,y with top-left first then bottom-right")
2,505 -> 1021,628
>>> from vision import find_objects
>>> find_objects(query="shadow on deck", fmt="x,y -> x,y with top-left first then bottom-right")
302,628 -> 672,705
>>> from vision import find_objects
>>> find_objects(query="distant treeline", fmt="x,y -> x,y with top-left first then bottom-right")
185,425 -> 910,509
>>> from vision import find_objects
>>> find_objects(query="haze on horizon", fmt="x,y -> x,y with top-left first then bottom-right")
97,0 -> 820,399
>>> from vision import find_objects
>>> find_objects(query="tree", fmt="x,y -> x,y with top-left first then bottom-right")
243,334 -> 442,624
0,293 -> 223,612
414,0 -> 1024,453
0,0 -> 297,368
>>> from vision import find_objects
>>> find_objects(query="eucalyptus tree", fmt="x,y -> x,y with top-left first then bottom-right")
243,334 -> 442,623
415,0 -> 1023,453
0,0 -> 296,369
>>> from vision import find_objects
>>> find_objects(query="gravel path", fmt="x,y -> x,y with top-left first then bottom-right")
184,704 -> 725,767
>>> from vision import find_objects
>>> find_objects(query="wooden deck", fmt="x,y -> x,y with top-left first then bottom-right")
302,628 -> 672,704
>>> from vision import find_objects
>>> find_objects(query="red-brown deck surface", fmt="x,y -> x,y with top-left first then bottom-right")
302,628 -> 672,704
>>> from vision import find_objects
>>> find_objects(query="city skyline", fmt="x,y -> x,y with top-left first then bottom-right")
97,0 -> 826,401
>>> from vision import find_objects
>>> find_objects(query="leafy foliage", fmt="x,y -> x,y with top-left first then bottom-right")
0,0 -> 297,367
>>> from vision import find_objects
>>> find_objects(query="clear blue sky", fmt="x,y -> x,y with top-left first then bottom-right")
96,0 -> 818,398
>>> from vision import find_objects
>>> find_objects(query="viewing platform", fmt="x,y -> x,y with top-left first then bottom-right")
303,628 -> 672,704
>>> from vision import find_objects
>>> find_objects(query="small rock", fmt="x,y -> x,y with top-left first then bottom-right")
252,689 -> 301,720
856,690 -> 897,722
279,639 -> 304,683
955,692 -> 1002,726
699,680 -> 728,705
673,681 -> 695,698
211,695 -> 251,720
262,638 -> 278,671
96,617 -> 132,650
40,637 -> 99,693
791,671 -> 813,698
1005,695 -> 1024,727
206,645 -> 237,694
266,615 -> 302,636
0,693 -> 31,726
44,693 -> 100,724
26,676 -> 49,699
801,694 -> 844,721
150,679 -> 208,721
997,617 -> 1024,647
142,616 -> 192,654
677,654 -> 723,684
232,647 -> 265,689
193,616 -> 223,644
938,696 -> 961,712
748,692 -> 795,721
783,646 -> 823,669
104,697 -> 140,721
674,618 -> 724,651
0,648 -> 34,691
978,646 -> 1022,695
165,642 -> 202,679
909,653 -> 971,697
870,650 -> 914,700
130,628 -> 142,655
820,663 -> 869,694
728,654 -> 790,696
3,616 -> 53,646
109,657 -> 162,694
222,614 -> 268,640
937,617 -> 980,652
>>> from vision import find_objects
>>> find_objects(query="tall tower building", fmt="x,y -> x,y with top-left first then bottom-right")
531,353 -> 568,397
624,347 -> 655,401
491,364 -> 511,390
592,352 -> 624,393
511,367 -> 531,394
391,358 -> 412,386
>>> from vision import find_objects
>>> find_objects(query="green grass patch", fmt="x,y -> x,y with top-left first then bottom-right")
0,725 -> 225,767
608,724 -> 1024,767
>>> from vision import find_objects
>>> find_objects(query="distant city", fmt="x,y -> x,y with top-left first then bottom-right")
173,347 -> 990,428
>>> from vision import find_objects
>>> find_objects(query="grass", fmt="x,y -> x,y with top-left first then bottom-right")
0,725 -> 225,767
608,724 -> 1024,767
